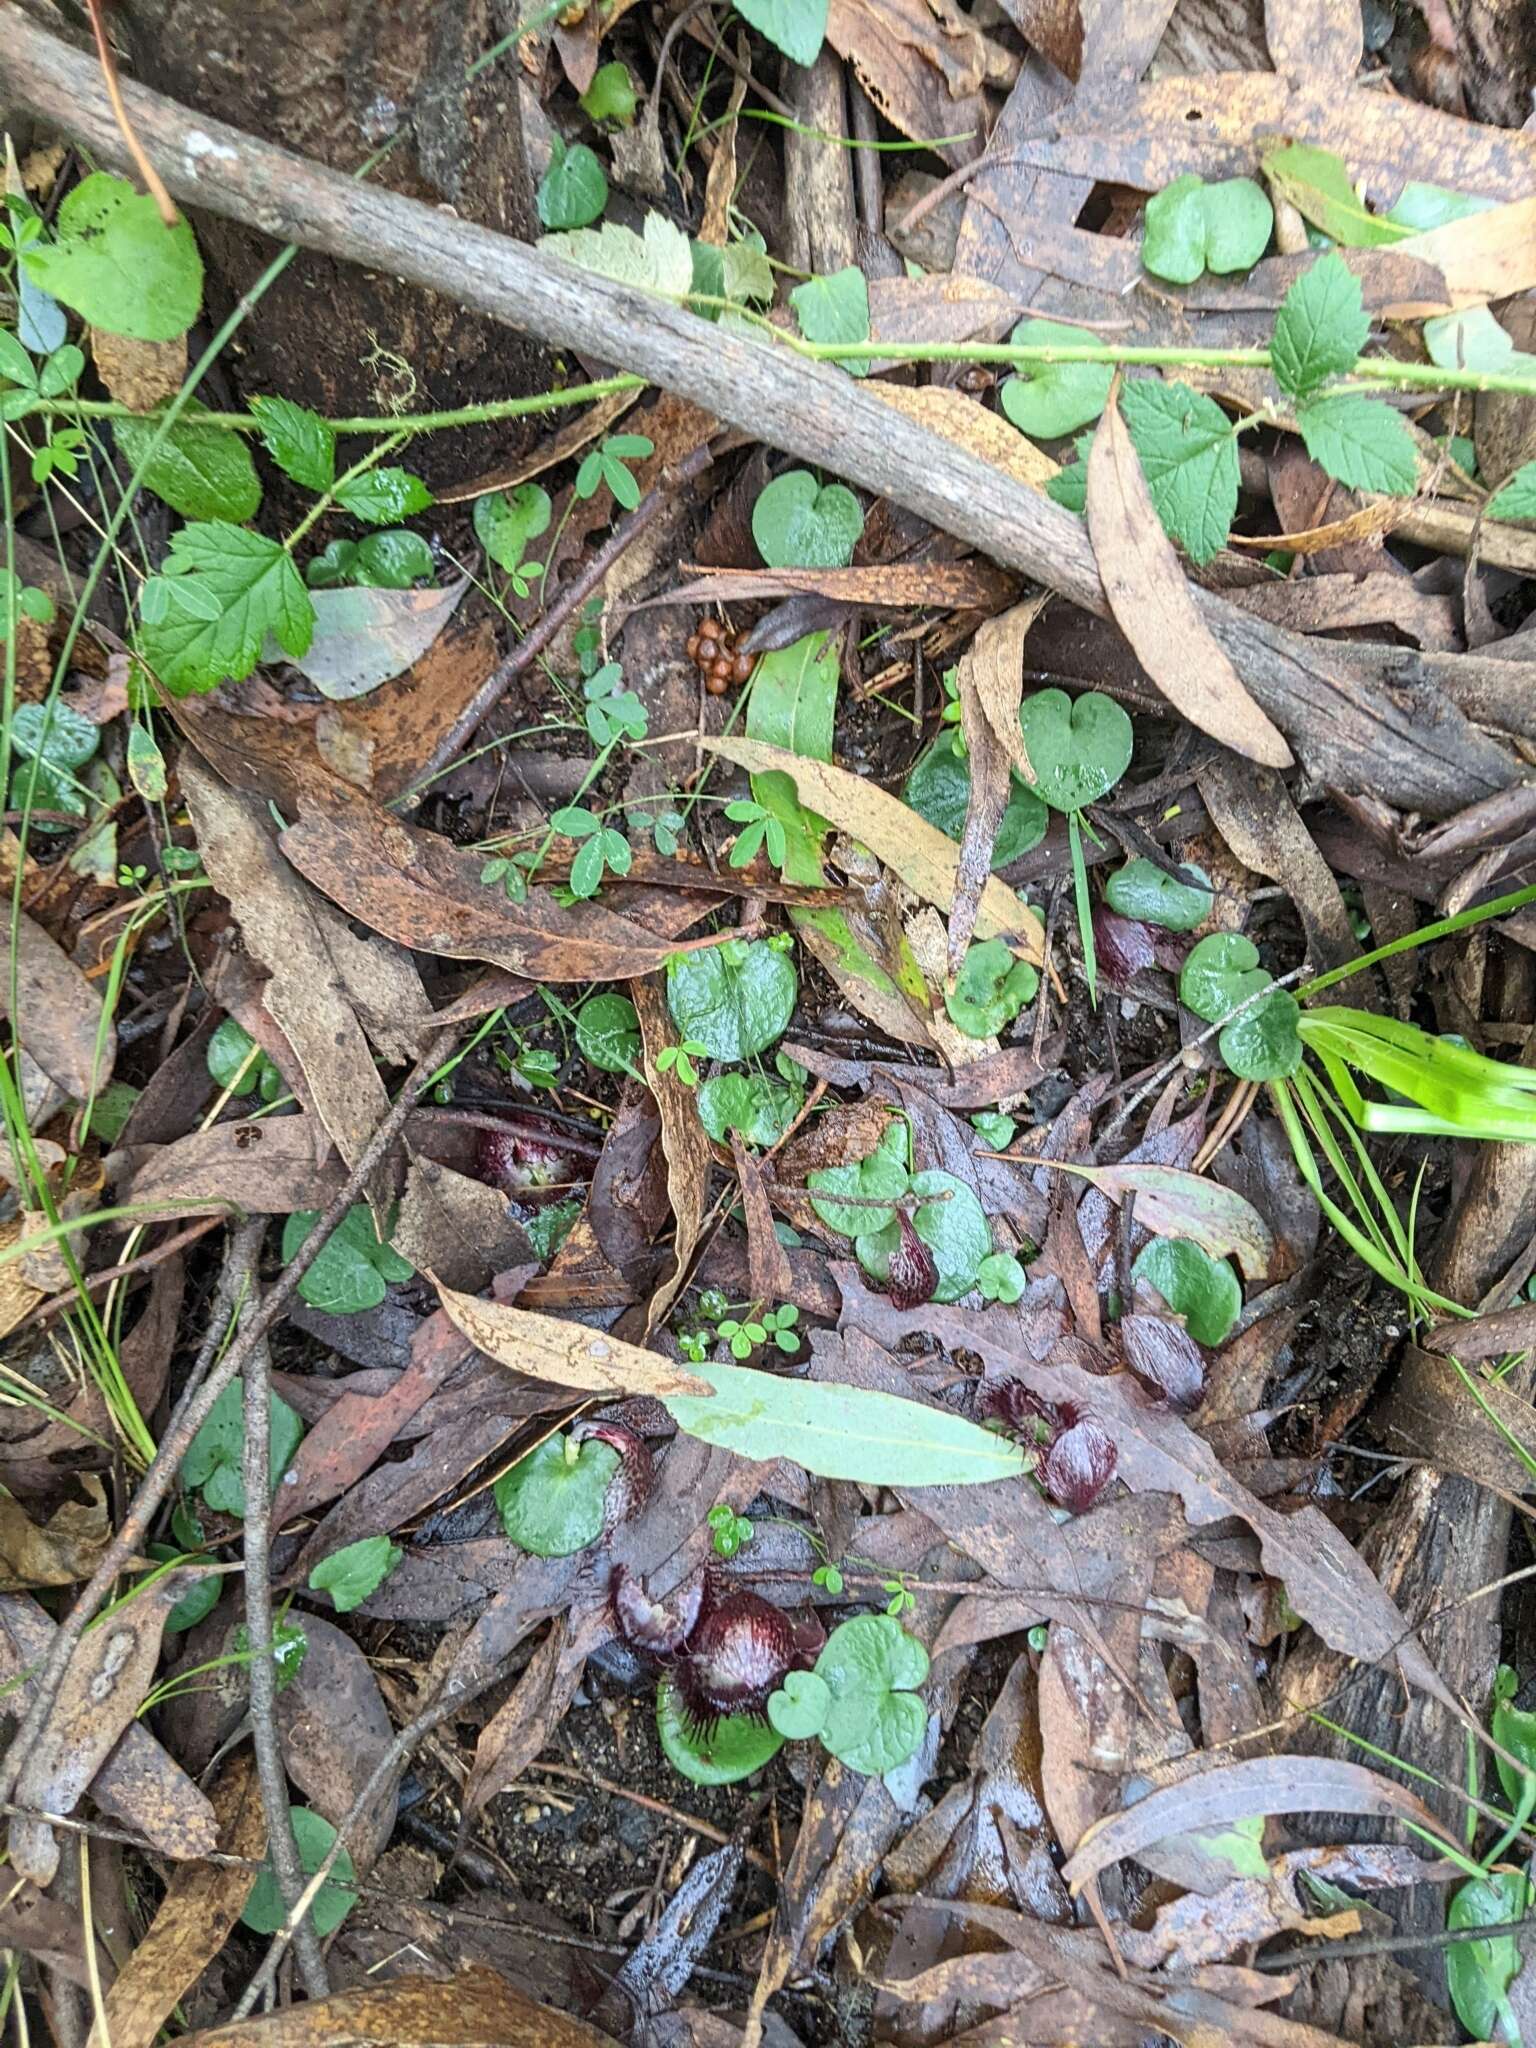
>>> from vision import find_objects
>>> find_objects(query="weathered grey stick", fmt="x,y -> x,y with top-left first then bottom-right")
0,2 -> 1519,817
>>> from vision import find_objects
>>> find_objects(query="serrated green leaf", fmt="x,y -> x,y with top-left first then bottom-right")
138,524 -> 313,697
334,467 -> 432,524
1297,393 -> 1417,494
1119,379 -> 1238,563
998,318 -> 1113,439
1142,174 -> 1273,284
307,1534 -> 402,1613
540,213 -> 694,298
790,266 -> 870,376
753,470 -> 863,568
1261,144 -> 1409,248
662,1360 -> 1028,1484
1488,460 -> 1536,523
281,1205 -> 413,1316
22,173 -> 203,340
114,404 -> 262,522
537,139 -> 609,230
1271,252 -> 1370,400
249,394 -> 336,491
734,0 -> 827,66
722,239 -> 773,306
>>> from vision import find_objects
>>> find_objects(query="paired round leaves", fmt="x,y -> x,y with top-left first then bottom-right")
494,1432 -> 620,1557
1104,858 -> 1212,932
1016,689 -> 1132,813
945,939 -> 1039,1040
903,733 -> 1048,868
1179,934 -> 1302,1082
656,1675 -> 784,1786
857,1170 -> 991,1304
575,992 -> 642,1074
241,1807 -> 356,1938
768,1613 -> 930,1776
977,1250 -> 1027,1304
666,937 -> 798,1061
753,470 -> 863,569
1132,1237 -> 1240,1347
1142,174 -> 1273,284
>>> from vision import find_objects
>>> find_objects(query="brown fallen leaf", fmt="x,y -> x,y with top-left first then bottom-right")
1196,756 -> 1361,976
391,1151 -> 533,1295
964,592 -> 1046,791
89,1754 -> 264,2048
465,1614 -> 585,1819
280,782 -> 745,982
177,1964 -> 619,2048
431,1281 -> 709,1397
662,561 -> 1020,612
631,973 -> 713,1333
1062,1755 -> 1442,1894
868,382 -> 1058,489
706,736 -> 1044,960
0,1215 -> 45,1343
11,1572 -> 211,1885
949,622 -> 1017,973
1087,392 -> 1292,769
1025,1158 -> 1277,1281
112,1117 -> 347,1219
826,0 -> 1009,168
277,1614 -> 399,1867
0,1475 -> 110,1591
733,1131 -> 794,1305
1263,0 -> 1362,75
0,909 -> 116,1103
184,756 -> 395,1232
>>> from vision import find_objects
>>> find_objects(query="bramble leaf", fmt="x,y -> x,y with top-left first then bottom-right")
114,404 -> 262,521
1296,393 -> 1417,495
1118,380 -> 1239,564
250,394 -> 336,491
1271,253 -> 1370,400
138,524 -> 313,698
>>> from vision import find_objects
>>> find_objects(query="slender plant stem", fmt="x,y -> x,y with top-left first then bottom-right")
29,374 -> 645,435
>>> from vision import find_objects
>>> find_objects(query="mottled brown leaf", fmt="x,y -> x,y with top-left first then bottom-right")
431,1281 -> 709,1397
630,973 -> 713,1332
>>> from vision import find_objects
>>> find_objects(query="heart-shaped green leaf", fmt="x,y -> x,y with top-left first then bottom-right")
281,1205 -> 413,1316
657,1676 -> 785,1785
474,483 -> 551,575
181,1377 -> 304,1519
698,1070 -> 804,1147
666,938 -> 798,1061
753,470 -> 863,569
1016,688 -> 1133,813
857,1169 -> 991,1303
241,1807 -> 356,1937
977,1250 -> 1027,1304
1493,1664 -> 1536,1808
575,991 -> 642,1073
1220,989 -> 1302,1081
1446,1868 -> 1532,2043
307,1534 -> 402,1614
945,939 -> 1039,1040
998,318 -> 1113,438
1103,857 -> 1212,932
1179,933 -> 1271,1024
810,1613 -> 930,1775
808,1119 -> 910,1236
790,267 -> 870,377
1142,174 -> 1273,284
768,1668 -> 832,1740
903,733 -> 1048,868
1132,1237 -> 1241,1347
494,1432 -> 619,1557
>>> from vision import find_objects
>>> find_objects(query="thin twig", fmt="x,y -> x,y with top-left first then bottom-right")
84,0 -> 178,224
239,1231 -> 330,1998
405,439 -> 720,798
0,1027 -> 459,1817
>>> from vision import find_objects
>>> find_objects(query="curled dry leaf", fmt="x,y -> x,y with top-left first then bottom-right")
1086,390 -> 1293,769
665,561 -> 1019,612
170,1965 -> 618,2048
0,1475 -> 110,1591
0,910 -> 116,1103
707,735 -> 1044,960
631,973 -> 712,1332
431,1279 -> 710,1397
1029,1158 -> 1277,1281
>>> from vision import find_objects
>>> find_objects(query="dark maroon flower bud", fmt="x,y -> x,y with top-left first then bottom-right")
1092,907 -> 1156,992
1120,1313 -> 1205,1413
1039,1416 -> 1118,1514
474,1124 -> 573,1197
571,1419 -> 653,1533
674,1591 -> 796,1728
610,1564 -> 708,1660
887,1210 -> 939,1310
789,1610 -> 827,1667
979,1378 -> 1062,1440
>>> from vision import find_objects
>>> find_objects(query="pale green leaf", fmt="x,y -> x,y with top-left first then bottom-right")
114,404 -> 261,522
22,173 -> 203,340
1297,393 -> 1417,495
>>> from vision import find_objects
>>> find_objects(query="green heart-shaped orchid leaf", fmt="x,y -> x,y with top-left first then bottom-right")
856,1168 -> 991,1303
1142,174 -> 1274,284
494,1433 -> 619,1557
1104,857 -> 1213,932
1179,932 -> 1272,1024
977,1250 -> 1027,1304
1219,989 -> 1302,1081
1132,1237 -> 1241,1347
752,470 -> 863,569
698,1070 -> 804,1148
998,317 -> 1113,439
666,937 -> 798,1061
902,733 -> 1048,868
1016,688 -> 1133,813
808,1119 -> 910,1237
768,1668 -> 833,1740
812,1614 -> 930,1775
944,938 -> 1039,1040
657,1675 -> 785,1785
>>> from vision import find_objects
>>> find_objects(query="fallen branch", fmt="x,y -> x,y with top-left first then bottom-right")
0,2 -> 1518,819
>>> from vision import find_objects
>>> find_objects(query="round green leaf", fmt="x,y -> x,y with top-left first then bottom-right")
306,540 -> 358,589
903,733 -> 1047,868
1142,174 -> 1273,284
1493,1665 -> 1536,1809
580,62 -> 639,125
945,939 -> 1038,1040
697,1070 -> 803,1148
1219,988 -> 1302,1082
812,1614 -> 930,1775
1132,1237 -> 1240,1347
474,483 -> 552,575
352,530 -> 435,588
768,1668 -> 832,1740
23,173 -> 203,341
1446,1868 -> 1531,2043
1179,932 -> 1272,1024
281,1205 -> 414,1316
180,1376 -> 304,1519
241,1807 -> 356,1937
1016,688 -> 1133,812
857,1168 -> 991,1303
575,992 -> 642,1073
998,317 -> 1114,438
149,1545 -> 222,1634
114,405 -> 262,523
657,1675 -> 785,1785
808,1120 -> 910,1237
494,1433 -> 619,1557
790,267 -> 871,377
666,938 -> 797,1061
752,470 -> 863,569
206,1016 -> 266,1096
1104,857 -> 1212,932
538,141 -> 609,231
977,1250 -> 1027,1304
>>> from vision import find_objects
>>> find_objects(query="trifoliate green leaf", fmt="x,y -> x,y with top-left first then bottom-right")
474,484 -> 552,573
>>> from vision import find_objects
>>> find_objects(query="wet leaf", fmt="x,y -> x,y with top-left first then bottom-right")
281,1205 -> 413,1316
495,1433 -> 619,1557
1120,1312 -> 1206,1411
662,1359 -> 1026,1484
114,404 -> 261,522
857,1169 -> 992,1303
181,1378 -> 305,1518
698,1070 -> 803,1147
1219,988 -> 1302,1081
799,1613 -> 930,1774
240,1806 -> 356,1938
946,937 -> 1039,1038
430,1283 -> 708,1396
1103,857 -> 1212,931
1180,933 -> 1273,1023
1492,1665 -> 1536,1809
753,470 -> 864,568
666,936 -> 797,1061
657,1675 -> 785,1785
574,991 -> 641,1073
1015,687 -> 1132,812
903,733 -> 1047,868
1039,1416 -> 1118,1513
1132,1238 -> 1240,1347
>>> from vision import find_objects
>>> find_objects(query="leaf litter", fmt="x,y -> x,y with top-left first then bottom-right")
9,4 -> 1536,2043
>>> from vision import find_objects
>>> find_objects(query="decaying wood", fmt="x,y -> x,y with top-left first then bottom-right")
0,2 -> 1523,819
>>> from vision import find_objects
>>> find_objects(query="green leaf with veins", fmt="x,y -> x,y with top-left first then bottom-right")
1270,253 -> 1371,400
1142,174 -> 1273,284
334,467 -> 432,524
113,404 -> 261,522
22,172 -> 203,340
539,214 -> 694,297
250,394 -> 336,491
1445,1869 -> 1531,2044
138,524 -> 314,698
307,1534 -> 402,1613
1118,380 -> 1239,564
495,1432 -> 619,1557
1179,933 -> 1272,1023
657,1676 -> 784,1785
1488,460 -> 1536,523
537,139 -> 608,230
753,470 -> 863,568
281,1205 -> 413,1315
581,62 -> 638,125
733,0 -> 827,67
697,1070 -> 804,1147
1261,144 -> 1409,248
1016,687 -> 1132,812
857,1169 -> 991,1303
1132,1237 -> 1241,1346
977,1250 -> 1027,1303
768,1669 -> 831,1740
575,992 -> 642,1073
1296,393 -> 1417,494
790,1613 -> 930,1774
1045,433 -> 1093,515
351,530 -> 435,587
666,938 -> 797,1061
998,317 -> 1113,438
791,266 -> 870,376
1104,858 -> 1213,931
474,484 -> 552,574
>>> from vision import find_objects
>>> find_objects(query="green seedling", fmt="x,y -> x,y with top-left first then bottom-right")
307,1534 -> 401,1614
474,482 -> 550,597
575,433 -> 653,511
550,804 -> 632,899
946,939 -> 1039,1040
707,1503 -> 755,1557
1016,686 -> 1133,1005
977,1250 -> 1027,1304
655,1038 -> 708,1087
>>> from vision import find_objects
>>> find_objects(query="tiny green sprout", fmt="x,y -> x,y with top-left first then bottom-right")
514,1046 -> 560,1091
678,1329 -> 710,1363
656,1038 -> 708,1087
883,1577 -> 916,1619
725,798 -> 788,870
583,661 -> 649,745
697,1287 -> 731,1322
707,1504 -> 755,1558
970,1109 -> 1017,1150
575,433 -> 655,511
939,665 -> 964,747
977,1251 -> 1027,1305
116,862 -> 150,891
550,805 -> 632,899
480,853 -> 528,905
1027,1623 -> 1049,1653
717,1317 -> 768,1359
761,1304 -> 801,1354
812,1562 -> 844,1596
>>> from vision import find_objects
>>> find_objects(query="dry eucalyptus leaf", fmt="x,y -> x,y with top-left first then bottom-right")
431,1280 -> 709,1397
